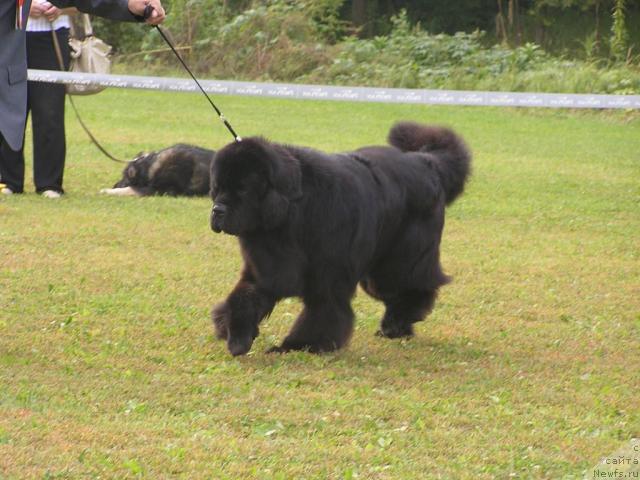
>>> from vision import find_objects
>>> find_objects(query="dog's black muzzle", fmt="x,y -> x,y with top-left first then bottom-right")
211,204 -> 227,233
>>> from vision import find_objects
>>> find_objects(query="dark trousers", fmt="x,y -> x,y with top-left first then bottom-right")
0,28 -> 70,194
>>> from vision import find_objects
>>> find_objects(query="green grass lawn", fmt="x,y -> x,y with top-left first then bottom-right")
1,90 -> 639,479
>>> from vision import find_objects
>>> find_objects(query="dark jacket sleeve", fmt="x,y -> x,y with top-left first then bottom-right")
50,0 -> 139,21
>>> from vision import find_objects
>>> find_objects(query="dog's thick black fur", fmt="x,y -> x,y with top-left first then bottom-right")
108,144 -> 215,196
209,121 -> 471,356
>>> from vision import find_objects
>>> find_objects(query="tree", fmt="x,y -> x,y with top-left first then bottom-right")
610,0 -> 630,61
496,0 -> 524,45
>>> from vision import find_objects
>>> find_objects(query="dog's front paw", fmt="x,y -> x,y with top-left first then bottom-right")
211,303 -> 229,340
99,186 -> 140,196
226,323 -> 260,356
227,334 -> 254,356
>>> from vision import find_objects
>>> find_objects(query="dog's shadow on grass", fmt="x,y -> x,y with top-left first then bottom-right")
216,331 -> 489,377
360,335 -> 489,373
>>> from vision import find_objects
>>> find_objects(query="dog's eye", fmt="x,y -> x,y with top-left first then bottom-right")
238,181 -> 255,196
231,183 -> 249,197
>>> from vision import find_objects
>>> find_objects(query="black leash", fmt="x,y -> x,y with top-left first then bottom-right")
146,10 -> 242,142
67,95 -> 127,163
51,10 -> 241,167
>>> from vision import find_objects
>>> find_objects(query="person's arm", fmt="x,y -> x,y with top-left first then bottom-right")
48,0 -> 165,24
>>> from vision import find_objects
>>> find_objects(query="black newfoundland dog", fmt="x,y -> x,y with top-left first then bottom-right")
101,144 -> 215,197
210,121 -> 471,356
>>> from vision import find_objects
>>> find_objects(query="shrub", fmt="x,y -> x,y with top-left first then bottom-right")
303,10 -> 640,94
193,2 -> 331,80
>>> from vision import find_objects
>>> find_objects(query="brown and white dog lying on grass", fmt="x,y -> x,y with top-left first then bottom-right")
100,144 -> 215,197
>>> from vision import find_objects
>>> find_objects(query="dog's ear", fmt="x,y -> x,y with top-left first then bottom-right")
126,164 -> 137,179
258,141 -> 302,229
261,189 -> 289,230
266,146 -> 302,200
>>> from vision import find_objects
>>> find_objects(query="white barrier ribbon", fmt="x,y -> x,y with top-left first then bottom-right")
28,69 -> 640,109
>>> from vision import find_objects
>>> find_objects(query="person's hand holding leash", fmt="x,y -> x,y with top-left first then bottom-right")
43,3 -> 63,22
29,0 -> 52,18
128,0 -> 165,25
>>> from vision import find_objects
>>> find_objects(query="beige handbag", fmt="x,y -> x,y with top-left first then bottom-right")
66,14 -> 112,95
51,18 -> 125,163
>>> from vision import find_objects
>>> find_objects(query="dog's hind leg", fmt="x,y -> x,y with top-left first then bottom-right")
269,294 -> 355,354
362,214 -> 450,339
376,289 -> 438,339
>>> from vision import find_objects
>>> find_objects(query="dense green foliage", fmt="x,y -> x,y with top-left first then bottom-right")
304,12 -> 640,93
93,0 -> 640,94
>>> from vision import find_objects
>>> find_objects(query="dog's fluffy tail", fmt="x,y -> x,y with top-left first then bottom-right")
388,121 -> 471,205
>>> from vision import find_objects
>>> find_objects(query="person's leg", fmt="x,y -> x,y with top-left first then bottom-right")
0,125 -> 27,194
27,29 -> 70,194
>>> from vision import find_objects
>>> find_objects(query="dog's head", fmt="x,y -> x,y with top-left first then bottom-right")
113,152 -> 155,188
210,138 -> 302,236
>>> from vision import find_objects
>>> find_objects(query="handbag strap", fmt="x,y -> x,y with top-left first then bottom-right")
50,25 -> 126,164
82,13 -> 93,37
51,24 -> 65,68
